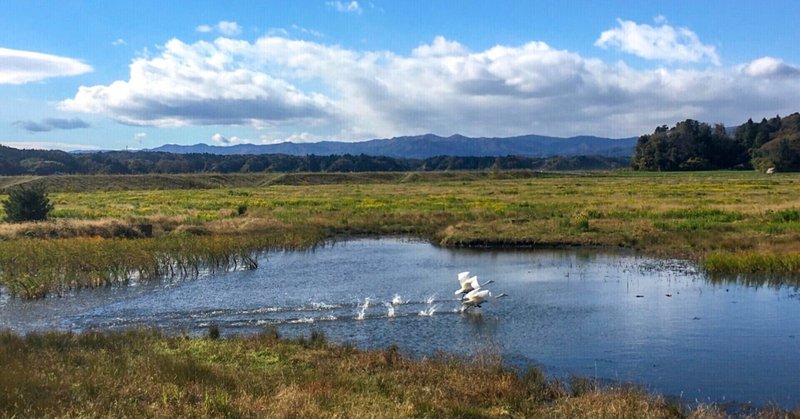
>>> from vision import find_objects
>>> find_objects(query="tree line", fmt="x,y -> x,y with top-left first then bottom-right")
632,113 -> 800,172
0,147 -> 630,176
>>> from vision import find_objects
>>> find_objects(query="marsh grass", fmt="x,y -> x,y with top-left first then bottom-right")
0,231 -> 321,298
0,329 -> 761,418
703,252 -> 800,286
3,170 -> 800,297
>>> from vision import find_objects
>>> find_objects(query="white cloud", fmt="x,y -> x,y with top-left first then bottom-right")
291,24 -> 324,38
412,36 -> 467,57
196,21 -> 242,36
112,38 -> 127,46
61,34 -> 800,139
60,37 -> 332,127
742,56 -> 800,78
134,132 -> 147,140
595,18 -> 720,65
217,21 -> 242,37
327,1 -> 362,14
211,132 -> 247,145
211,133 -> 228,144
267,27 -> 290,37
0,47 -> 93,84
261,132 -> 320,144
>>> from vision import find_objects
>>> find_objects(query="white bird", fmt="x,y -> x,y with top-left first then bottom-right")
461,289 -> 507,309
454,273 -> 495,297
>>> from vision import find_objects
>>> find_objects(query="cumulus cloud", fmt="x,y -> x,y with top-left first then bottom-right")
112,38 -> 127,46
211,132 -> 247,145
13,117 -> 90,132
61,33 -> 800,139
327,1 -> 362,14
196,21 -> 242,36
595,18 -> 720,65
217,21 -> 242,36
0,48 -> 92,84
60,37 -> 332,127
260,132 -> 320,144
742,56 -> 800,78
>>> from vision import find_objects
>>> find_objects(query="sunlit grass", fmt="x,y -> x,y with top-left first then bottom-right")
0,329 -> 750,418
2,170 -> 800,296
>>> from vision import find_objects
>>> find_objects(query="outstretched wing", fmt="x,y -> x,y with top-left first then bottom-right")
464,288 -> 489,303
457,271 -> 471,286
467,275 -> 480,292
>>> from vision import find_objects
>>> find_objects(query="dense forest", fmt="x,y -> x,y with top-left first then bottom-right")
0,146 -> 629,176
632,113 -> 800,172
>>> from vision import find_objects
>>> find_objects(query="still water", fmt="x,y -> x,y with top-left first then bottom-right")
1,238 -> 799,407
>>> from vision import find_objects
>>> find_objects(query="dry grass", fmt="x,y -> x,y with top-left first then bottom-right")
2,329 -> 777,418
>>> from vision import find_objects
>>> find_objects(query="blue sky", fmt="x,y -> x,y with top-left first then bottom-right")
1,1 -> 799,150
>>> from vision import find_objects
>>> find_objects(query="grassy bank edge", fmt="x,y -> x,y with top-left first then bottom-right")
4,328 -> 787,418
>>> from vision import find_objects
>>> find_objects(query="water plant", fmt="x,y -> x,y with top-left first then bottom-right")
0,233 -> 319,298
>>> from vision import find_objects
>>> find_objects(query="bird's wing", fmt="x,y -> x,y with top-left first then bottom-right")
465,288 -> 488,301
467,275 -> 480,291
457,271 -> 471,285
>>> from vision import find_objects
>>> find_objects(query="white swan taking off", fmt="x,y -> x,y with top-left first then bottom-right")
461,288 -> 507,309
454,272 -> 495,297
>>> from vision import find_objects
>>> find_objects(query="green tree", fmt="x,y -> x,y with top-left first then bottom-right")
2,185 -> 54,222
631,119 -> 746,171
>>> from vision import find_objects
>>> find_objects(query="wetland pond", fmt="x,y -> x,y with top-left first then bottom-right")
1,238 -> 799,408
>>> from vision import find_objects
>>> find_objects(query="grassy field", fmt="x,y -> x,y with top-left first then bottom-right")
0,328 -> 748,418
1,170 -> 800,297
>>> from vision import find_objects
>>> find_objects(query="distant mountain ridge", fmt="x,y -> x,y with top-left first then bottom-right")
149,133 -> 637,158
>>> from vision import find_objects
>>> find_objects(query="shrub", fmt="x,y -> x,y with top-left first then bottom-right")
2,185 -> 54,222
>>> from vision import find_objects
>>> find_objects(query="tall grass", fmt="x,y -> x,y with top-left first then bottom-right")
0,231 -> 321,298
703,252 -> 800,286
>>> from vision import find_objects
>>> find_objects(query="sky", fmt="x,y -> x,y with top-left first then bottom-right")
1,1 -> 799,151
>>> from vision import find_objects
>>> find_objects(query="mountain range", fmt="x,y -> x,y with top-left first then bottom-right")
149,133 -> 637,159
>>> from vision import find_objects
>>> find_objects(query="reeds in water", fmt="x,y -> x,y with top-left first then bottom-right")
0,232 -> 319,298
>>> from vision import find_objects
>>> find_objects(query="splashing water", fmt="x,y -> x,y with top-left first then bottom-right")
356,297 -> 370,320
391,294 -> 403,305
425,294 -> 437,305
385,302 -> 395,318
418,305 -> 438,317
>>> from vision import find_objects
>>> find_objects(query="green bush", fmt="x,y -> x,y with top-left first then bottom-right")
2,185 -> 54,222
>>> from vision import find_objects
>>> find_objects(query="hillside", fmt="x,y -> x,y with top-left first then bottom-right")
150,133 -> 637,158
